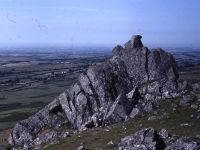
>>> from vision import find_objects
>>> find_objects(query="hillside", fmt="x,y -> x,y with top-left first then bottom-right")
4,35 -> 200,150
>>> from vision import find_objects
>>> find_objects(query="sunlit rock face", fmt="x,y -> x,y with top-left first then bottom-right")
9,35 -> 179,148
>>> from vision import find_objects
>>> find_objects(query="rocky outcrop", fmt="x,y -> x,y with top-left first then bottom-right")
124,35 -> 143,49
118,128 -> 199,150
118,128 -> 167,150
165,137 -> 199,150
9,35 -> 179,148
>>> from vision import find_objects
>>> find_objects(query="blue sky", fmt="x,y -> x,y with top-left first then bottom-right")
0,0 -> 200,48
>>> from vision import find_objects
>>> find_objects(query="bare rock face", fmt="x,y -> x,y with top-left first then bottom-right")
165,137 -> 199,150
118,128 -> 199,150
9,35 -> 179,148
124,35 -> 143,49
118,128 -> 166,150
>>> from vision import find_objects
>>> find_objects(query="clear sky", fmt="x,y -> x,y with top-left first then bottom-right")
0,0 -> 200,48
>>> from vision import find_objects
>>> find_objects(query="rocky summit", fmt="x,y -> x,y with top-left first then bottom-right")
8,35 -> 185,149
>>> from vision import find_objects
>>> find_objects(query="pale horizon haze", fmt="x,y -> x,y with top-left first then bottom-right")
0,0 -> 200,48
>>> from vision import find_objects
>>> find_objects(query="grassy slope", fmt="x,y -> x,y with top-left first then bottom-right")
46,96 -> 200,150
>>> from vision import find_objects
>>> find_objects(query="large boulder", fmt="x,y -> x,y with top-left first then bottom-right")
9,35 -> 179,148
118,128 -> 199,150
165,137 -> 199,150
118,128 -> 166,150
124,35 -> 143,49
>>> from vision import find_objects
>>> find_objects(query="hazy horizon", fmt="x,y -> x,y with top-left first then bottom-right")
0,0 -> 200,48
0,45 -> 200,53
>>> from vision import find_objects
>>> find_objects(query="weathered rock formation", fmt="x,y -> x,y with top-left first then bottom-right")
118,128 -> 199,150
9,35 -> 179,148
118,128 -> 167,150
